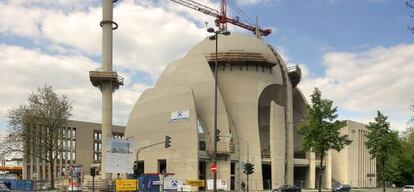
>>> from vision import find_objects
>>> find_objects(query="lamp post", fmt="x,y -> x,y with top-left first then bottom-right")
239,137 -> 250,191
207,27 -> 230,192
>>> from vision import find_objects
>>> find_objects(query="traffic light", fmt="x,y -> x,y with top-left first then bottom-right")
165,135 -> 171,148
89,167 -> 96,177
216,129 -> 221,142
243,162 -> 254,175
133,161 -> 139,177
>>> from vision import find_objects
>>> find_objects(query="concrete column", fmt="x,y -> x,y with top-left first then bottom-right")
65,128 -> 69,166
59,127 -> 63,177
308,152 -> 316,189
23,162 -> 27,179
54,159 -> 57,180
101,0 -> 114,175
270,101 -> 285,188
280,59 -> 294,185
47,163 -> 51,182
325,150 -> 332,189
36,157 -> 40,180
42,162 -> 46,180
217,160 -> 231,191
70,127 -> 73,164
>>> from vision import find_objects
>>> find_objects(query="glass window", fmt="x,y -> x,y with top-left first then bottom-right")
72,128 -> 76,138
199,141 -> 206,151
197,119 -> 205,134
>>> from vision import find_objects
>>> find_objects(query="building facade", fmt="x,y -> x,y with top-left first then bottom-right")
22,120 -> 125,181
124,34 -> 376,191
331,120 -> 377,188
20,34 -> 376,190
125,34 -> 308,191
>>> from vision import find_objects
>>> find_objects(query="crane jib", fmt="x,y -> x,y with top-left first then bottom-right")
169,0 -> 272,36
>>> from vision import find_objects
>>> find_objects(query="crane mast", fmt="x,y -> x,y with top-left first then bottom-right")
170,0 -> 272,36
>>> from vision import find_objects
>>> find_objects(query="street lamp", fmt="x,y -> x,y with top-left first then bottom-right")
207,27 -> 230,192
239,137 -> 250,191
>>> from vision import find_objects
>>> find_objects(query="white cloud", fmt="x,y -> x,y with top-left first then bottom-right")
298,44 -> 414,131
0,1 -> 43,38
236,0 -> 270,6
0,44 -> 148,127
0,0 -> 216,129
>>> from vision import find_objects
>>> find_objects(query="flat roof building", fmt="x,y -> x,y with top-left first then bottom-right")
331,120 -> 377,188
22,120 -> 125,181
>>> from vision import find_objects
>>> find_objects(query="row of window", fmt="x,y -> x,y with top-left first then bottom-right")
92,130 -> 124,162
93,131 -> 124,140
64,127 -> 76,138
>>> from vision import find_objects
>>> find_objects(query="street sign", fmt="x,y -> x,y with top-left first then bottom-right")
115,179 -> 138,191
210,164 -> 217,173
68,165 -> 74,172
153,180 -> 163,185
207,179 -> 227,190
185,180 -> 205,187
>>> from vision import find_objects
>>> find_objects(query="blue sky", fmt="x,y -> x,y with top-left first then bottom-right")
0,0 -> 413,135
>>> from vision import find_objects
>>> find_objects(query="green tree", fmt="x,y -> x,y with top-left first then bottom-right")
397,130 -> 414,186
2,85 -> 72,189
396,104 -> 414,186
298,88 -> 351,192
365,111 -> 401,192
407,0 -> 414,33
242,162 -> 254,192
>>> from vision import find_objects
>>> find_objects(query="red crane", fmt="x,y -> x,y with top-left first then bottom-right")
170,0 -> 272,36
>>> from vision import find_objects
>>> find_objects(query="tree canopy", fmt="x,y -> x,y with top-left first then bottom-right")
407,0 -> 414,33
298,88 -> 351,192
365,111 -> 401,192
2,85 -> 72,189
298,88 -> 351,155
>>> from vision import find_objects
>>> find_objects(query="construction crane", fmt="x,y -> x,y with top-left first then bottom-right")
170,0 -> 272,36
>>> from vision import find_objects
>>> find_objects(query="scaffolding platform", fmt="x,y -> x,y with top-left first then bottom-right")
287,65 -> 302,88
89,70 -> 124,91
205,51 -> 277,67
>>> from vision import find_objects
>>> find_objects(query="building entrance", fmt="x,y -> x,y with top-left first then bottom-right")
198,161 -> 206,191
262,163 -> 271,190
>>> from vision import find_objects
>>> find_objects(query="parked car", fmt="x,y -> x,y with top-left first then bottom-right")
272,185 -> 301,192
332,184 -> 351,192
402,185 -> 414,192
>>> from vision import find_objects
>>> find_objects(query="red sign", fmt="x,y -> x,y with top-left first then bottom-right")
210,164 -> 217,173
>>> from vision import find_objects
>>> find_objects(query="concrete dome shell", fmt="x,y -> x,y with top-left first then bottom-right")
125,33 -> 303,190
186,33 -> 277,61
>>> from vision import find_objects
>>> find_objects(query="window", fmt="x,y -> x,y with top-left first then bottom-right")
113,132 -> 124,139
72,140 -> 76,150
197,119 -> 206,134
158,159 -> 167,174
93,153 -> 101,162
94,130 -> 102,140
199,141 -> 206,151
72,128 -> 76,138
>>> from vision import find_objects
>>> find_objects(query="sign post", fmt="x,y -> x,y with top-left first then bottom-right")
115,179 -> 138,191
210,164 -> 217,173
